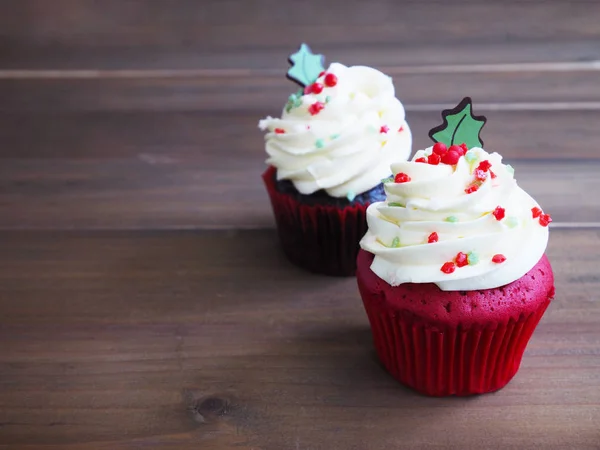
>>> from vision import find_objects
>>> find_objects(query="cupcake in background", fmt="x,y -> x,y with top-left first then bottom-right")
357,98 -> 554,395
259,43 -> 412,276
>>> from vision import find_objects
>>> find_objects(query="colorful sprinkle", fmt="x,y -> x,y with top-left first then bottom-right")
477,160 -> 492,172
380,125 -> 390,134
324,73 -> 338,87
441,262 -> 456,274
531,207 -> 543,218
428,153 -> 441,165
446,215 -> 459,223
398,126 -> 404,133
467,251 -> 479,265
459,143 -> 469,154
391,237 -> 401,248
330,133 -> 340,140
318,71 -> 326,78
432,142 -> 447,155
475,169 -> 488,181
427,232 -> 439,243
493,206 -> 506,221
465,184 -> 480,194
308,102 -> 325,115
539,213 -> 552,227
315,138 -> 325,149
505,164 -> 515,175
505,216 -> 519,228
490,170 -> 497,179
388,202 -> 404,207
346,191 -> 356,202
492,254 -> 506,264
325,95 -> 332,103
274,128 -> 285,134
415,157 -> 427,163
381,177 -> 394,183
464,150 -> 477,163
394,173 -> 411,183
455,252 -> 469,267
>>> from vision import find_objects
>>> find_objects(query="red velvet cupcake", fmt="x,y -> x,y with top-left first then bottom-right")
357,98 -> 554,395
259,44 -> 412,275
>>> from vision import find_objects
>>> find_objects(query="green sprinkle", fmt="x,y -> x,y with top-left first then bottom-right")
467,251 -> 479,265
446,215 -> 459,223
288,93 -> 298,102
505,216 -> 519,228
330,133 -> 340,140
505,164 -> 515,175
346,191 -> 356,202
381,177 -> 394,184
465,151 -> 478,163
325,95 -> 332,103
315,138 -> 325,149
391,237 -> 401,248
297,88 -> 304,97
388,202 -> 405,207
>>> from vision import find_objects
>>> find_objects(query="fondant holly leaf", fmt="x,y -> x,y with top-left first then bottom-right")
428,97 -> 487,148
286,43 -> 325,87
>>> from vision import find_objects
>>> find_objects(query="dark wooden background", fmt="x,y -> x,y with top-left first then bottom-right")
1,1 -> 599,449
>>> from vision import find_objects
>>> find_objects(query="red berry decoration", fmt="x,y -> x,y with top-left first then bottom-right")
492,254 -> 506,264
460,143 -> 468,153
474,169 -> 488,181
310,82 -> 324,94
394,172 -> 411,183
441,150 -> 460,165
455,252 -> 469,267
308,102 -> 325,116
427,232 -> 439,243
493,206 -> 505,221
274,128 -> 285,134
324,73 -> 338,87
415,157 -> 427,163
428,153 -> 441,165
490,170 -> 497,179
380,125 -> 390,134
539,213 -> 552,227
318,71 -> 326,77
477,160 -> 492,172
432,142 -> 448,155
465,184 -> 479,194
441,262 -> 456,274
531,207 -> 543,218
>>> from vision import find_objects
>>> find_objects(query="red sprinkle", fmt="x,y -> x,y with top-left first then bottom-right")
310,82 -> 324,94
380,125 -> 390,134
324,73 -> 338,87
493,206 -> 506,221
465,184 -> 479,194
492,254 -> 506,264
318,71 -> 326,77
441,150 -> 460,165
427,232 -> 439,243
460,143 -> 469,154
531,207 -> 543,218
274,128 -> 285,134
415,157 -> 427,163
428,153 -> 441,165
441,262 -> 456,274
490,170 -> 497,179
432,142 -> 448,155
308,102 -> 325,115
539,213 -> 552,227
394,172 -> 411,183
475,169 -> 488,181
398,126 -> 404,132
477,160 -> 492,172
455,252 -> 469,268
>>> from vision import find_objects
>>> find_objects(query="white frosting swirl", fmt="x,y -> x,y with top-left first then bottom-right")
360,147 -> 549,291
258,63 -> 412,198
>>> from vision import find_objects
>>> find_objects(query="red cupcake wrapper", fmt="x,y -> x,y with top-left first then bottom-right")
362,299 -> 551,396
262,166 -> 370,276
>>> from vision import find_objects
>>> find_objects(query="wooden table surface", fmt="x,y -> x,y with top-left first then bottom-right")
1,1 -> 599,449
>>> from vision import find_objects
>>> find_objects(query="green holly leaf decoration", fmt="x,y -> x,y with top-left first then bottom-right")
286,43 -> 325,87
428,97 -> 487,148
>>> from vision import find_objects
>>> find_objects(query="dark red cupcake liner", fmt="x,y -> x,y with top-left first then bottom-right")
262,166 -> 370,276
360,288 -> 551,396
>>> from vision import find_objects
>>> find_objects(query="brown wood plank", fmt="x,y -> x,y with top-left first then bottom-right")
0,228 -> 598,449
1,70 -> 599,112
0,0 -> 599,70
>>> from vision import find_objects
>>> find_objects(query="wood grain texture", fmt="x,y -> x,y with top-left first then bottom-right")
1,70 -> 600,112
0,229 -> 598,449
1,0 -> 599,70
